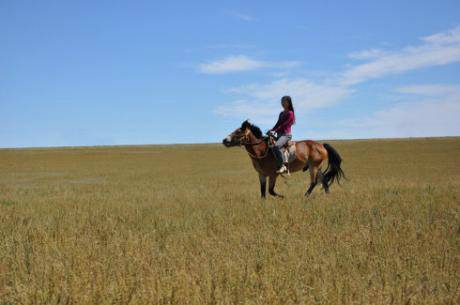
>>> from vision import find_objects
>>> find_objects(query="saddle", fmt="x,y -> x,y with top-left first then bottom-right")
267,134 -> 297,163
283,140 -> 295,149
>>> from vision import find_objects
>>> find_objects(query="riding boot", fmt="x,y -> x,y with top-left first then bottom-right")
272,147 -> 284,169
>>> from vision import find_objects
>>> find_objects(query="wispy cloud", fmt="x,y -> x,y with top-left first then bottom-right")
198,55 -> 301,74
422,26 -> 460,44
226,11 -> 256,22
212,26 -> 460,138
184,44 -> 256,54
203,44 -> 256,50
216,79 -> 351,119
338,84 -> 460,138
341,26 -> 460,85
347,48 -> 388,60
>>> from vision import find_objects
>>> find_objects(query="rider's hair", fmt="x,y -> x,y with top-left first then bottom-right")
281,96 -> 295,124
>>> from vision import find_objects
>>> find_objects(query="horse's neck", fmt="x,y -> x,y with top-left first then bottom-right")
245,135 -> 267,157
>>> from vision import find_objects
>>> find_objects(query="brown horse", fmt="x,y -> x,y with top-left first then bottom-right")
222,120 -> 345,198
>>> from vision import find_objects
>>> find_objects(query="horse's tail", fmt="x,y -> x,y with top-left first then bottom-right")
323,143 -> 346,186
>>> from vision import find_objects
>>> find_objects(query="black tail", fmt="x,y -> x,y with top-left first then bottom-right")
323,143 -> 345,187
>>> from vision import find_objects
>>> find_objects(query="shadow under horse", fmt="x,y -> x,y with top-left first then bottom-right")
223,120 -> 345,198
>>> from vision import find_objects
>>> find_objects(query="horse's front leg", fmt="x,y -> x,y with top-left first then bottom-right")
259,174 -> 267,198
269,175 -> 284,198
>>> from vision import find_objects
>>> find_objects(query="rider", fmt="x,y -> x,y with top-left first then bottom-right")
269,96 -> 295,174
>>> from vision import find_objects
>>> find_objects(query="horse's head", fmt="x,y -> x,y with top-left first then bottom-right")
222,120 -> 263,147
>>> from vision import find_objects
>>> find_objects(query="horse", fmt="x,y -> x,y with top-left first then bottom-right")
222,120 -> 345,198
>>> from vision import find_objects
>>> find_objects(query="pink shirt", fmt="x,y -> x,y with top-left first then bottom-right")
273,110 -> 294,135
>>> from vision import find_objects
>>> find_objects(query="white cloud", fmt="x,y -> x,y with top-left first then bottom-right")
422,26 -> 460,44
199,55 -> 262,74
341,26 -> 460,85
212,26 -> 460,138
348,48 -> 387,60
203,26 -> 460,77
216,79 -> 351,120
198,55 -> 301,74
339,84 -> 460,138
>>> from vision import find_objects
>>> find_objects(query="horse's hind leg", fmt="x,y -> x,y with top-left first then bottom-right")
305,162 -> 319,197
318,170 -> 329,194
269,176 -> 283,198
259,174 -> 267,198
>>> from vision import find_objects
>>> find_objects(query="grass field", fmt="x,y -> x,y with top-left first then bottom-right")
0,137 -> 459,305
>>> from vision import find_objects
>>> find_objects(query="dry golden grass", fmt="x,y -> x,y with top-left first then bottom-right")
0,138 -> 459,305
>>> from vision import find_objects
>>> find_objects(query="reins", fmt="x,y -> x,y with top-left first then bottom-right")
241,139 -> 264,146
241,137 -> 271,159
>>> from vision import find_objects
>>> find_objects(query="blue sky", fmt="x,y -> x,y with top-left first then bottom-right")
1,0 -> 460,147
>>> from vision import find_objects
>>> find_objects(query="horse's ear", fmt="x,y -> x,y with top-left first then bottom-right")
241,119 -> 250,130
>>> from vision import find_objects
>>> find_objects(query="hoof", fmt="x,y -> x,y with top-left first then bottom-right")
304,192 -> 310,197
270,193 -> 284,199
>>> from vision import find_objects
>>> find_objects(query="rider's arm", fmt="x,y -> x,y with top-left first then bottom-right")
274,111 -> 294,132
271,112 -> 283,131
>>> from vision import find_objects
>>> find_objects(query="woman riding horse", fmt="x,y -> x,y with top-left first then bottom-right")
222,100 -> 345,198
269,96 -> 295,174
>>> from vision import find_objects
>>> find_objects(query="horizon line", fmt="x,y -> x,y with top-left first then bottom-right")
1,135 -> 459,150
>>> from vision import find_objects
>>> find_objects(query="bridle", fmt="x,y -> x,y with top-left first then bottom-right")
238,130 -> 271,159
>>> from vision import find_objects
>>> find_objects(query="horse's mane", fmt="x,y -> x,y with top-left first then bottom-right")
241,120 -> 264,139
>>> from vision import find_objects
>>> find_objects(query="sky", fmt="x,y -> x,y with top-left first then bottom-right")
1,0 -> 460,148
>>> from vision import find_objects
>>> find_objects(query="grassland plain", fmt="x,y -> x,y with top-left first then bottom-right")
0,138 -> 459,305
